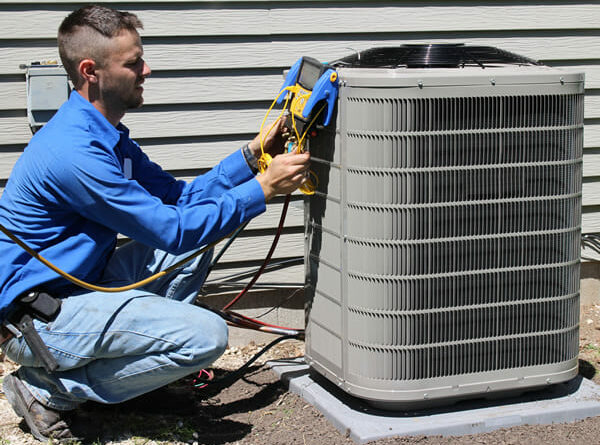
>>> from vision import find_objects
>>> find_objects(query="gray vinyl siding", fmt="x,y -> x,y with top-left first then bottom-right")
0,0 -> 599,276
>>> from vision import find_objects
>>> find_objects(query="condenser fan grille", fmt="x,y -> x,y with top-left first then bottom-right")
331,44 -> 540,69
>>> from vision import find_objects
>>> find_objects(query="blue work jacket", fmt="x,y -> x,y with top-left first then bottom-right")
0,91 -> 266,320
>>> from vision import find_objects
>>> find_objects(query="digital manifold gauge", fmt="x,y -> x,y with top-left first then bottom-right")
277,56 -> 339,137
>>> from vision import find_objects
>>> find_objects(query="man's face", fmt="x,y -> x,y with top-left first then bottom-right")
96,29 -> 151,113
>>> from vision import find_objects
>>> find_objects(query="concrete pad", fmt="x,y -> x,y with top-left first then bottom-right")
269,358 -> 600,444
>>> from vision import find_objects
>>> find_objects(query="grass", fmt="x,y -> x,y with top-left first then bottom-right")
583,343 -> 600,353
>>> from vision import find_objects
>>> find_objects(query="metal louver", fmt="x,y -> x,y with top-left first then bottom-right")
304,45 -> 584,409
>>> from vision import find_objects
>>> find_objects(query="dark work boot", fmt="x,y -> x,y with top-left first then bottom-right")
3,372 -> 77,442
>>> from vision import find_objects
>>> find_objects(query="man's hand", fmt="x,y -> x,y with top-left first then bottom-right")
248,118 -> 287,158
256,151 -> 310,202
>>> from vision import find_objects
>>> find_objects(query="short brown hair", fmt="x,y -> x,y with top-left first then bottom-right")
58,5 -> 143,89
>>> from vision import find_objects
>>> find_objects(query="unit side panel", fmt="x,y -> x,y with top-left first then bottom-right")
305,116 -> 344,377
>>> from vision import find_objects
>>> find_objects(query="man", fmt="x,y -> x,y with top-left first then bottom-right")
0,5 -> 309,442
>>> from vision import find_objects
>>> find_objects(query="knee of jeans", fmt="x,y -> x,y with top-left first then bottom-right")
185,309 -> 228,361
211,315 -> 228,356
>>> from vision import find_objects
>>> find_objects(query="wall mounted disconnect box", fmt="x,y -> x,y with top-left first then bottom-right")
25,64 -> 69,132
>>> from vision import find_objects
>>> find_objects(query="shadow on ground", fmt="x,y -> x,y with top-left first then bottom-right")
579,358 -> 597,380
66,366 -> 285,444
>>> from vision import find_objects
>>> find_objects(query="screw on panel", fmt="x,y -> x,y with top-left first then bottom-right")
417,80 -> 424,89
560,77 -> 565,85
490,79 -> 496,85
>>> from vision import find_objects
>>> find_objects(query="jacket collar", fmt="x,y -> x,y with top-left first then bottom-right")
67,90 -> 130,146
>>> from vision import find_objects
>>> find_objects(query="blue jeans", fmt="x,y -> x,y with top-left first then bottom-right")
2,241 -> 227,410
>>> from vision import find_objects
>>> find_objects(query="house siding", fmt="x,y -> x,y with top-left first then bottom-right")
0,0 -> 598,281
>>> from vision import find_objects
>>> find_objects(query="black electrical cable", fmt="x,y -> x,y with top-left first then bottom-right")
205,220 -> 250,279
196,301 -> 304,336
581,234 -> 600,261
204,257 -> 303,285
222,194 -> 291,311
583,239 -> 600,254
582,234 -> 600,251
192,334 -> 302,390
252,286 -> 305,320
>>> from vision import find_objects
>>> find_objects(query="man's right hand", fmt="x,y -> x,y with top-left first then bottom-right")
256,151 -> 311,202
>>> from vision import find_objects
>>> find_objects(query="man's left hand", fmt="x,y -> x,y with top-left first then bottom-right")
248,118 -> 287,158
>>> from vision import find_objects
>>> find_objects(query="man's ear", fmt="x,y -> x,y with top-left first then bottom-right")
79,58 -> 98,84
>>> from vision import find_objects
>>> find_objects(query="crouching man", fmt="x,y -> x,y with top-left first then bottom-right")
0,5 -> 309,441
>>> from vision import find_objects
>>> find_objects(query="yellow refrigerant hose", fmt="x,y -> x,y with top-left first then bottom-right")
0,84 -> 323,294
0,222 -> 216,292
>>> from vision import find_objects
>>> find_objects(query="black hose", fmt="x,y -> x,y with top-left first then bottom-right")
193,334 -> 302,390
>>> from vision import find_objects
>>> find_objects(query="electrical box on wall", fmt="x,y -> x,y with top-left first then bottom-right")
304,44 -> 584,409
25,63 -> 69,133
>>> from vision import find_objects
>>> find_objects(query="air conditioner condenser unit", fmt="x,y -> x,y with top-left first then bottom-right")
304,44 -> 584,409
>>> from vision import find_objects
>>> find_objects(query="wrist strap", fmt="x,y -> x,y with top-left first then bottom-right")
242,143 -> 259,174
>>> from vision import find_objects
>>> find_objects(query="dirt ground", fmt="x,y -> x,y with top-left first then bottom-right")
2,305 -> 600,445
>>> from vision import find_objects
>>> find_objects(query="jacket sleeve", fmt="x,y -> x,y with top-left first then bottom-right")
53,144 -> 266,255
126,139 -> 256,207
177,149 -> 257,207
